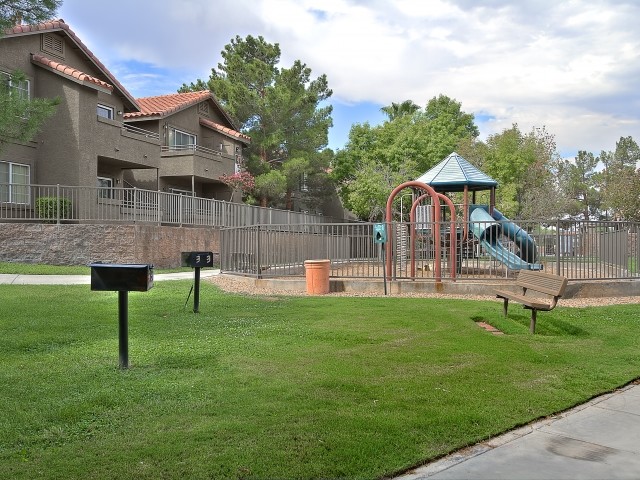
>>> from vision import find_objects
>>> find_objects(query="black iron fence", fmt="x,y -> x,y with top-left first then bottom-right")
220,221 -> 640,282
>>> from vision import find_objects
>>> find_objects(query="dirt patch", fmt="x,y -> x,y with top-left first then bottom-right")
207,274 -> 640,307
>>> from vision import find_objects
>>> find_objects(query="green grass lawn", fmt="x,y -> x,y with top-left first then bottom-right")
1,281 -> 639,479
0,262 -> 199,275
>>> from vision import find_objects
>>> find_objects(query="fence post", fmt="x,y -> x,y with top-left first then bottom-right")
256,225 -> 261,279
133,187 -> 137,223
56,184 -> 60,225
556,219 -> 561,275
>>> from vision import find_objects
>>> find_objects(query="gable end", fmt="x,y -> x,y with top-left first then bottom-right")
41,33 -> 65,58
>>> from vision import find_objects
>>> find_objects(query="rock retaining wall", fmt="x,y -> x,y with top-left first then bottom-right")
0,223 -> 220,268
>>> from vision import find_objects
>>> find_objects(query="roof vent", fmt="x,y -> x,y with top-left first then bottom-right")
42,33 -> 64,58
198,101 -> 209,116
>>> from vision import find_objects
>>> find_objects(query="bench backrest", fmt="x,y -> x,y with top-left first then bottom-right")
516,270 -> 568,297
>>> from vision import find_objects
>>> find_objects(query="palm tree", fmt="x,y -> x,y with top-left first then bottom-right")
380,100 -> 420,121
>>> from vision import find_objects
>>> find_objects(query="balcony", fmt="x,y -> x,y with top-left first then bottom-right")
160,144 -> 236,181
96,116 -> 160,168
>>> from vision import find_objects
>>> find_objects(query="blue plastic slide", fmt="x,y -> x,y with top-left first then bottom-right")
469,207 -> 542,270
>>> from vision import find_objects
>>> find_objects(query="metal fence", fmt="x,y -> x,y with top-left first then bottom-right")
0,183 -> 342,227
220,220 -> 640,282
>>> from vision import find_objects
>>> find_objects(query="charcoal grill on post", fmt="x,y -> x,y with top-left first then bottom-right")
90,263 -> 154,369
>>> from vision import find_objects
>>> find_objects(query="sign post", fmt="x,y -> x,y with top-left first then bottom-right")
181,252 -> 214,313
373,224 -> 388,295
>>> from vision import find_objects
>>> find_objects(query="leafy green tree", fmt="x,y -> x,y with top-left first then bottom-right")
254,170 -> 286,206
480,124 -> 561,219
181,35 -> 333,209
600,136 -> 640,221
0,1 -> 60,151
558,150 -> 601,220
0,0 -> 60,30
332,95 -> 479,220
1,71 -> 58,149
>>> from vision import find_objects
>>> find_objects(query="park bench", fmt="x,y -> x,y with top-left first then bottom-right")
493,270 -> 568,334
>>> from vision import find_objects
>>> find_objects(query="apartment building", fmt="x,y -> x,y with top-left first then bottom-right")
0,19 -> 250,206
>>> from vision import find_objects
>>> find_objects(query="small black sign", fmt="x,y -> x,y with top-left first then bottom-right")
181,251 -> 214,268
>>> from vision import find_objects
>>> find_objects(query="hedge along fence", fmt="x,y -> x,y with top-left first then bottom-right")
35,197 -> 72,223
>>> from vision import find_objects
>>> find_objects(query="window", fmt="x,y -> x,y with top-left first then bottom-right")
168,128 -> 196,150
300,173 -> 309,192
0,161 -> 30,204
169,188 -> 192,196
97,176 -> 113,199
97,104 -> 114,120
1,71 -> 30,100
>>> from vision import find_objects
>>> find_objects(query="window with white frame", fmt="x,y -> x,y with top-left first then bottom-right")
97,104 -> 114,120
97,176 -> 113,199
169,187 -> 192,196
0,161 -> 30,204
168,128 -> 196,150
0,71 -> 30,100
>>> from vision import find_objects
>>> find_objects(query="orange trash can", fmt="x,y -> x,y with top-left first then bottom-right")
304,259 -> 331,295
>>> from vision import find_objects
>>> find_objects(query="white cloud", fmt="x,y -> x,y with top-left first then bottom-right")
58,0 -> 640,155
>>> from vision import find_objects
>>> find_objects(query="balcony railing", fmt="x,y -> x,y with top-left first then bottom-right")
0,183 -> 344,226
122,123 -> 160,140
161,144 -> 235,160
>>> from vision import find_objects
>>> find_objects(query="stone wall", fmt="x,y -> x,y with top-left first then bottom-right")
0,223 -> 220,268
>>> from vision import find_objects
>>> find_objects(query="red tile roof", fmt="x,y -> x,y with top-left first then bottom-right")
31,54 -> 113,92
125,91 -> 212,119
199,117 -> 251,144
3,19 -> 139,110
126,91 -> 250,144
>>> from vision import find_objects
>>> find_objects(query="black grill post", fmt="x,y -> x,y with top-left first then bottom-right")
118,291 -> 129,368
90,263 -> 154,370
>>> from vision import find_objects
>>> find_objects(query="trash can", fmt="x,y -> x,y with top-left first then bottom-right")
304,259 -> 331,295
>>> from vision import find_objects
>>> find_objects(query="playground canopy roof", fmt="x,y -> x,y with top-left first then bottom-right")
415,152 -> 498,192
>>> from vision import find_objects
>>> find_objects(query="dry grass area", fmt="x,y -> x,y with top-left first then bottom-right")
208,274 -> 640,308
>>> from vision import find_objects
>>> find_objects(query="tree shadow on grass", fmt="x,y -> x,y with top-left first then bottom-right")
508,310 -> 589,337
471,312 -> 589,337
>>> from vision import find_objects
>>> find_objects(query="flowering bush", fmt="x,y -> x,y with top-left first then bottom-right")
219,171 -> 255,195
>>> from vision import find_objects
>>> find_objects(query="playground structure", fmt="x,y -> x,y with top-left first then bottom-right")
219,153 -> 639,285
385,153 -> 543,281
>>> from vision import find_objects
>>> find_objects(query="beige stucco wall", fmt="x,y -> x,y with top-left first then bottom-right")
0,223 -> 220,268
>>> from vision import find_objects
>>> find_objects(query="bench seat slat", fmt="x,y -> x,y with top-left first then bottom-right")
494,290 -> 553,311
515,271 -> 568,296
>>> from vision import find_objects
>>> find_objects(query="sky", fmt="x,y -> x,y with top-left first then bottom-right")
57,0 -> 640,159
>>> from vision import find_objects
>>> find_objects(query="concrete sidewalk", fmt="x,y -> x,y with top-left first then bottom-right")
0,269 -> 219,285
397,382 -> 640,480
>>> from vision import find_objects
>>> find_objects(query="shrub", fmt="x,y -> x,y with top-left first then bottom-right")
35,197 -> 71,222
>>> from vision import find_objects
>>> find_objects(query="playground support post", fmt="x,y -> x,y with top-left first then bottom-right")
386,181 -> 442,282
409,192 -> 457,280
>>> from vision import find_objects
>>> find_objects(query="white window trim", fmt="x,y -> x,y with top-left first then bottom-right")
169,127 -> 197,150
97,104 -> 114,120
97,176 -> 114,199
0,161 -> 31,204
1,71 -> 30,100
169,187 -> 193,196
